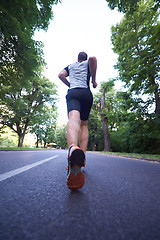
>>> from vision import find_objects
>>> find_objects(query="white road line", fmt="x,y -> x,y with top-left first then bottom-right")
0,155 -> 59,182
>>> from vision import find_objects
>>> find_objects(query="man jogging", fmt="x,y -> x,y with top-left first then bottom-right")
58,52 -> 97,190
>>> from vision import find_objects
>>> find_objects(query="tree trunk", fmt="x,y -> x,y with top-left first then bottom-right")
155,93 -> 160,117
102,88 -> 111,151
36,134 -> 39,148
101,114 -> 111,152
18,134 -> 25,147
16,120 -> 29,147
92,140 -> 96,151
150,76 -> 160,117
43,139 -> 47,148
94,87 -> 111,152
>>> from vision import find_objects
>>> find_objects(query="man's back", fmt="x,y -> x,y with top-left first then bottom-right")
66,60 -> 90,89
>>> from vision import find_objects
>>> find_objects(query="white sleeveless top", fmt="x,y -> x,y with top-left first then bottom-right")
64,60 -> 91,89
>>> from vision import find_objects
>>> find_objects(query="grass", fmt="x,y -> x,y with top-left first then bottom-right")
96,151 -> 160,161
0,147 -> 159,161
0,147 -> 54,150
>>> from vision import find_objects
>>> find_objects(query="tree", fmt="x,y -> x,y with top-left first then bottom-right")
30,106 -> 57,148
0,127 -> 18,147
92,80 -> 146,152
0,0 -> 60,148
111,0 -> 160,116
110,112 -> 160,154
55,125 -> 67,149
108,89 -> 160,154
105,0 -> 160,13
0,74 -> 58,147
88,105 -> 104,151
93,80 -> 117,151
0,0 -> 60,86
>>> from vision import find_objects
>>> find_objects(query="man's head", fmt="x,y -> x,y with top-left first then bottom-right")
78,52 -> 88,62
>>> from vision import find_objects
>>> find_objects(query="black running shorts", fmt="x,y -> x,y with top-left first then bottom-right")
66,88 -> 93,121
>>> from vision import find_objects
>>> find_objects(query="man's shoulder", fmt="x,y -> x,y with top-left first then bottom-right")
80,60 -> 88,65
70,60 -> 88,67
67,62 -> 76,69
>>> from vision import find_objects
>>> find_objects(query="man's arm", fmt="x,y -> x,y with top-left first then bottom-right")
58,69 -> 70,88
88,56 -> 97,88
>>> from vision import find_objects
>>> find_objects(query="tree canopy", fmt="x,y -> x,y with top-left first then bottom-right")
0,0 -> 60,147
88,80 -> 160,154
111,0 -> 160,116
88,0 -> 160,154
0,73 -> 58,147
30,105 -> 57,148
105,0 -> 160,12
0,0 -> 60,86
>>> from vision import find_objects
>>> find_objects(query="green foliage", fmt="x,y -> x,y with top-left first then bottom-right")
105,0 -> 160,13
0,74 -> 58,147
94,80 -> 133,131
100,79 -> 115,93
0,0 -> 60,87
89,79 -> 160,154
104,0 -> 160,153
0,0 -> 60,147
90,80 -> 128,151
111,0 -> 160,114
110,114 -> 160,154
0,127 -> 18,147
88,105 -> 104,151
30,105 -> 57,148
90,0 -> 160,154
0,0 -> 59,34
0,0 -> 60,54
55,125 -> 67,149
106,0 -> 138,12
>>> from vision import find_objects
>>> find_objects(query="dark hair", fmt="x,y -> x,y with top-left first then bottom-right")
78,52 -> 88,61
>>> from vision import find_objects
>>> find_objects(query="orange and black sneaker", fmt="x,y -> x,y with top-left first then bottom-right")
67,144 -> 85,190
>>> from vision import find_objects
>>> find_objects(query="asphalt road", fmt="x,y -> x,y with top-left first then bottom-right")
0,150 -> 160,240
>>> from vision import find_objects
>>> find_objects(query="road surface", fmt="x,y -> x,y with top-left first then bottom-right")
0,150 -> 160,240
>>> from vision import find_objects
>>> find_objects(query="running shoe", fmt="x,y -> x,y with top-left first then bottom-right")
67,145 -> 85,190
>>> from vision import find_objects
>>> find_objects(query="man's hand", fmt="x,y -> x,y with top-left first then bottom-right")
92,81 -> 98,88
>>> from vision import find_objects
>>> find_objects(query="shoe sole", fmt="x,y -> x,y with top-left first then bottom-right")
69,148 -> 85,168
67,166 -> 85,190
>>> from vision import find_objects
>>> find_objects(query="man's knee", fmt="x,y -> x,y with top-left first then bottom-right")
68,110 -> 80,121
80,120 -> 88,127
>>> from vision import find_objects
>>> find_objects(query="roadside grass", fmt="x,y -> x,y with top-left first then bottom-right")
0,147 -> 159,161
0,147 -> 55,151
96,151 -> 160,161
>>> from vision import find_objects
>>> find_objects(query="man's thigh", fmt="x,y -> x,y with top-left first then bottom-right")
68,110 -> 80,121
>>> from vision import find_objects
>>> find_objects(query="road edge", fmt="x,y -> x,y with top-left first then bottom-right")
88,151 -> 160,163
